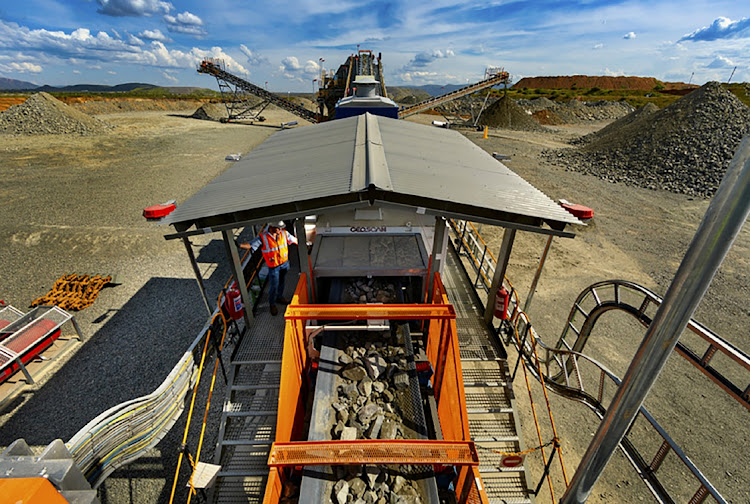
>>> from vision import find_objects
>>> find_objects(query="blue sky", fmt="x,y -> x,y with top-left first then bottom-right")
0,0 -> 748,91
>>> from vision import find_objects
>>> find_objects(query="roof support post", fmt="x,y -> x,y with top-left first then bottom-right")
221,229 -> 254,329
523,235 -> 553,315
561,134 -> 750,504
427,216 -> 447,302
182,237 -> 212,316
294,218 -> 313,302
483,227 -> 516,325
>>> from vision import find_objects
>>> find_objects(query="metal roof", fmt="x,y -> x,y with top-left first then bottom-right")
164,113 -> 581,238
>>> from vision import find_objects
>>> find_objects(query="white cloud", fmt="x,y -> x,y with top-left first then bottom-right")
706,55 -> 734,68
164,11 -> 207,37
96,0 -> 172,17
161,70 -> 178,82
402,49 -> 455,70
278,56 -> 319,81
8,61 -> 43,73
623,32 -> 636,40
108,70 -> 116,75
240,45 -> 268,66
680,17 -> 750,42
127,34 -> 144,46
138,29 -> 171,42
593,43 -> 603,49
72,69 -> 80,74
0,20 -> 246,75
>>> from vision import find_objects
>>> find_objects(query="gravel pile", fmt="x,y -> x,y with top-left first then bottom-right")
0,92 -> 111,135
71,98 -> 202,115
545,82 -> 750,198
478,95 -> 546,131
517,98 -> 634,123
191,102 -> 229,121
571,103 -> 659,146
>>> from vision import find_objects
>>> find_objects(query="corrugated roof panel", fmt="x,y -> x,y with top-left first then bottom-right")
165,112 -> 580,236
165,116 -> 361,227
376,116 -> 579,224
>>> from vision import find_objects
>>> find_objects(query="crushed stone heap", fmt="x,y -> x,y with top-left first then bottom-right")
0,92 -> 111,135
571,102 -> 659,146
191,102 -> 229,121
478,95 -> 546,131
546,82 -> 750,198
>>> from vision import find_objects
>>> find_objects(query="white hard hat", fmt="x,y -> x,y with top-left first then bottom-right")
270,220 -> 285,229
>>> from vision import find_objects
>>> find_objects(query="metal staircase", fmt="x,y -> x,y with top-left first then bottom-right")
198,59 -> 319,123
398,68 -> 510,119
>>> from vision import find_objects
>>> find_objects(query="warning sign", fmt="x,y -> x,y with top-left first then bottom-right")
500,454 -> 525,468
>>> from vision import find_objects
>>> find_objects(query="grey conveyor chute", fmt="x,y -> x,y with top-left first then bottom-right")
198,59 -> 319,123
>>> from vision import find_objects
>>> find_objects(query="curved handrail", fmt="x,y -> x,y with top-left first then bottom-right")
446,220 -> 733,503
555,279 -> 750,411
511,312 -> 726,503
66,246 -> 265,487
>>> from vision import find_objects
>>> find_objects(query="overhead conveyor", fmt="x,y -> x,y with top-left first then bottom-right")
198,59 -> 320,123
398,68 -> 510,119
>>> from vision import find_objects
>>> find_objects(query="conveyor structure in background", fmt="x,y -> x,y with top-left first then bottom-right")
397,67 -> 510,119
198,59 -> 319,123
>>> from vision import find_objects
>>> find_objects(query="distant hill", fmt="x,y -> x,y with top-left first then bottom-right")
514,75 -> 696,91
0,77 -> 38,90
35,82 -> 160,93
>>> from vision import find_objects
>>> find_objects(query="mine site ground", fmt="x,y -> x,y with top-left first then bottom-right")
0,93 -> 748,504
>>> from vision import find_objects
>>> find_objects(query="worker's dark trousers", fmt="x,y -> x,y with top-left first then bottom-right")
268,261 -> 290,307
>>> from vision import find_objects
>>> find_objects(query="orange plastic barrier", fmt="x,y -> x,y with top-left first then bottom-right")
268,440 -> 479,467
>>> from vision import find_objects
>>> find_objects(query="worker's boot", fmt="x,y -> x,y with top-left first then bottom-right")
270,305 -> 278,316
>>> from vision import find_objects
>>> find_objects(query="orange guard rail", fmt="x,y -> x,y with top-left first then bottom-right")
263,272 -> 488,504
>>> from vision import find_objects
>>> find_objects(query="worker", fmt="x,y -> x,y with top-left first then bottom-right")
241,221 -> 298,316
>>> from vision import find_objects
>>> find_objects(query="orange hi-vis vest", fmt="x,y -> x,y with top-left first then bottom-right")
260,230 -> 289,268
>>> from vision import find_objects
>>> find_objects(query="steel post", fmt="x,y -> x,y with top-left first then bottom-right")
561,134 -> 750,503
222,229 -> 254,330
427,216 -> 447,302
484,227 -> 516,324
295,218 -> 313,302
524,235 -> 553,315
182,237 -> 212,316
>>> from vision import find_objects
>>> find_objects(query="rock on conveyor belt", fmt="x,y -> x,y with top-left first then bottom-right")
0,92 -> 112,135
545,82 -> 750,198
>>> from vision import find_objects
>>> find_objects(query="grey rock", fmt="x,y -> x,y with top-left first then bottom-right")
341,426 -> 358,440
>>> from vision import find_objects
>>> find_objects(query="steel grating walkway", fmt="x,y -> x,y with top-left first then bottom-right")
442,250 -> 534,504
208,259 -> 299,504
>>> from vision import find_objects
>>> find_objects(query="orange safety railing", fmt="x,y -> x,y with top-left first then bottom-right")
263,271 -> 488,504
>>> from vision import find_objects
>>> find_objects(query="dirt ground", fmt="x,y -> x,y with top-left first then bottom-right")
0,107 -> 747,503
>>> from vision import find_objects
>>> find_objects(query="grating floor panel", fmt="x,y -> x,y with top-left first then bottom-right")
225,389 -> 279,414
475,441 -> 525,471
462,364 -> 507,385
213,476 -> 267,504
220,445 -> 271,473
465,387 -> 512,412
470,414 -> 519,441
232,362 -> 281,388
223,415 -> 276,442
481,473 -> 532,504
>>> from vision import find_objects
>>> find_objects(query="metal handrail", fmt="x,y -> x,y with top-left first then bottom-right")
446,219 -> 731,503
66,247 -> 264,487
556,279 -> 750,411
513,313 -> 725,503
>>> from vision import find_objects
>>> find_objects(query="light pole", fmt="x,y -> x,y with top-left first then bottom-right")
312,79 -> 317,94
